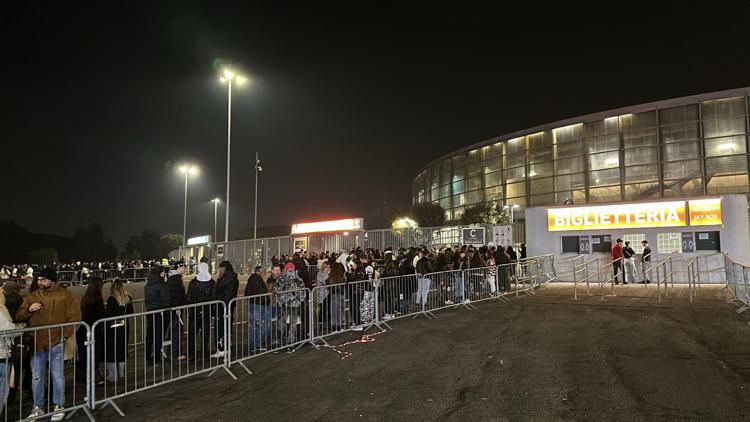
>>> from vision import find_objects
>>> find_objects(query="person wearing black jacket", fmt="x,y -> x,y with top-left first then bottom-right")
186,263 -> 215,360
245,266 -> 269,352
165,262 -> 187,360
623,241 -> 639,284
212,261 -> 238,358
496,246 -> 512,292
640,240 -> 652,284
144,266 -> 169,365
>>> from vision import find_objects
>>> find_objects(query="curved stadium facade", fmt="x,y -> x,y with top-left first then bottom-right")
413,87 -> 750,221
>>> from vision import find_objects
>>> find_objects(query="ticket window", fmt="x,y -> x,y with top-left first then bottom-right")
622,234 -> 646,253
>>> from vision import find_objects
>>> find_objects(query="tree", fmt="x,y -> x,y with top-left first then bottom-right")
407,203 -> 445,227
158,234 -> 183,258
460,202 -> 512,225
71,223 -> 118,261
27,248 -> 59,266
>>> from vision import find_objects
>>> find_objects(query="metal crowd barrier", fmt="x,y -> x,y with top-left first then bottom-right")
654,256 -> 674,302
90,300 -> 232,417
226,288 -> 312,375
0,321 -> 94,421
572,257 -> 599,301
724,253 -> 750,313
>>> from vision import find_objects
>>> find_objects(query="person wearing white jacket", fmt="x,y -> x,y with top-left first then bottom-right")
0,288 -> 25,413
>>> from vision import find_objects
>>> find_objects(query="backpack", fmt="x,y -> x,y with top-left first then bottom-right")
193,281 -> 215,303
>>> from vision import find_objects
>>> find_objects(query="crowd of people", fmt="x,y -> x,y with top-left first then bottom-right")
610,238 -> 652,285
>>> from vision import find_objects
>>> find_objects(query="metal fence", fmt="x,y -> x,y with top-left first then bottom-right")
0,321 -> 94,421
0,254 -> 555,421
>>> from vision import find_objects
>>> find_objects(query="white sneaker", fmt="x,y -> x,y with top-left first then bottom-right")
27,407 -> 44,419
463,299 -> 471,304
383,314 -> 393,321
445,300 -> 454,305
51,406 -> 65,422
352,325 -> 364,331
210,350 -> 225,358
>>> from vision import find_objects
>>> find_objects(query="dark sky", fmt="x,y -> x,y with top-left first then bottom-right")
3,1 -> 750,248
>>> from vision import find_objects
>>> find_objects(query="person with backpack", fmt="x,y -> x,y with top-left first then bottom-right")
186,262 -> 215,361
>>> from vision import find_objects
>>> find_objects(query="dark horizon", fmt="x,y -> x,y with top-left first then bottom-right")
3,2 -> 750,249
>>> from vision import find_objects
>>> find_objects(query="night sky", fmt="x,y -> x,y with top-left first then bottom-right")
3,2 -> 750,248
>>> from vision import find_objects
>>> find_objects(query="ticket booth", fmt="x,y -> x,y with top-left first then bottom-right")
525,195 -> 749,282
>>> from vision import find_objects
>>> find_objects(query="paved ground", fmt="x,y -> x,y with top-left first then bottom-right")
77,283 -> 750,421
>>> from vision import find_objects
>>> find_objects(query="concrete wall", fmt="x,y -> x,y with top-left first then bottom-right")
526,194 -> 748,283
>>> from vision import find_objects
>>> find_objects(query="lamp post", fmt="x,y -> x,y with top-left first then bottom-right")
211,198 -> 220,245
179,164 -> 199,252
253,153 -> 262,265
219,68 -> 247,242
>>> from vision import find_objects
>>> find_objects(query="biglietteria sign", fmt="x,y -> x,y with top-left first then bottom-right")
548,201 -> 687,231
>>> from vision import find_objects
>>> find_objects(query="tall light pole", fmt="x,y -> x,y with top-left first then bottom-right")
211,198 -> 220,244
179,164 -> 199,250
219,68 -> 247,242
253,153 -> 262,265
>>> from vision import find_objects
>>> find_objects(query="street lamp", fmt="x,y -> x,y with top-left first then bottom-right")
211,198 -> 220,245
253,153 -> 262,265
503,204 -> 521,223
179,165 -> 199,249
219,67 -> 248,242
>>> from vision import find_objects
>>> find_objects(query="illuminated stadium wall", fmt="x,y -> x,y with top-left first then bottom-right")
413,87 -> 750,221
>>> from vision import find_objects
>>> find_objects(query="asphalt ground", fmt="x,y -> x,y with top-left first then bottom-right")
64,283 -> 750,422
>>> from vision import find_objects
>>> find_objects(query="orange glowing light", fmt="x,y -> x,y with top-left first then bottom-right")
291,218 -> 364,235
547,201 -> 687,231
688,198 -> 722,226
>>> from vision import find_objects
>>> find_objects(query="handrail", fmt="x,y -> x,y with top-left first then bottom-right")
573,257 -> 599,301
597,257 -> 623,300
654,256 -> 674,302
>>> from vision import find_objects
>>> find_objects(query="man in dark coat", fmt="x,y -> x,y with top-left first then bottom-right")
211,261 -> 238,358
144,265 -> 170,364
165,262 -> 187,360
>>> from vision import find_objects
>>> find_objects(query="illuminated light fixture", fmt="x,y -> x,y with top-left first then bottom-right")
343,231 -> 349,236
392,217 -> 419,230
223,69 -> 235,80
718,143 -> 736,154
291,218 -> 364,235
605,157 -> 619,167
179,164 -> 199,175
528,171 -> 537,177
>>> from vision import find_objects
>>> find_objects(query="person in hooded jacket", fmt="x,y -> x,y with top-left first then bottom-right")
211,261 -> 238,358
165,262 -> 187,360
245,266 -> 270,352
273,263 -> 305,352
186,263 -> 215,360
144,265 -> 169,365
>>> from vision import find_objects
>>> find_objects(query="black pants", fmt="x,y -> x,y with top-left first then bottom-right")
216,305 -> 234,352
168,310 -> 183,357
613,261 -> 623,284
187,309 -> 211,359
146,313 -> 164,363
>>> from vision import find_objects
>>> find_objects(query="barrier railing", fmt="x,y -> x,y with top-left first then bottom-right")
724,253 -> 750,313
1,321 -> 94,422
90,300 -> 233,417
654,256 -> 674,302
597,257 -> 623,300
573,257 -> 599,301
1,254 -> 557,420
226,288 -> 312,374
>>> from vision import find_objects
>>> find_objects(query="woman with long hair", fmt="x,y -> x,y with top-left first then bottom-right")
77,277 -> 105,384
327,263 -> 346,332
104,278 -> 134,383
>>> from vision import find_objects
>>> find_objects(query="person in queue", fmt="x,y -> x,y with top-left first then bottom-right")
623,241 -> 639,284
640,240 -> 652,284
17,268 -> 81,421
166,262 -> 187,361
245,266 -> 269,353
144,264 -> 170,366
274,262 -> 305,352
0,287 -> 24,414
77,277 -> 106,385
105,278 -> 134,382
211,261 -> 238,358
186,262 -> 216,360
611,238 -> 625,285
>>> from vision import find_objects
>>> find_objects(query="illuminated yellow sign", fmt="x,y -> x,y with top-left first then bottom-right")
291,218 -> 364,235
548,201 -> 687,231
688,198 -> 722,226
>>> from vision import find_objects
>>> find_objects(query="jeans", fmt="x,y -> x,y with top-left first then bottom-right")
612,261 -> 623,284
641,260 -> 652,282
0,361 -> 8,412
625,257 -> 639,283
278,307 -> 299,346
31,342 -> 65,407
416,278 -> 431,306
248,304 -> 270,350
